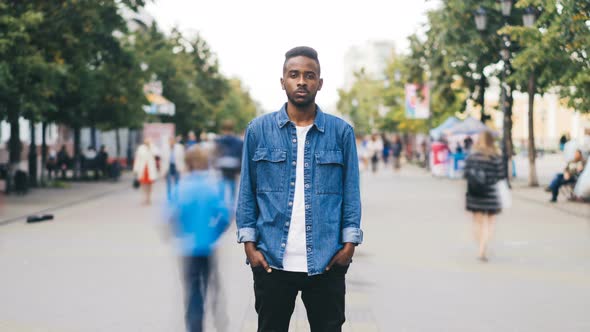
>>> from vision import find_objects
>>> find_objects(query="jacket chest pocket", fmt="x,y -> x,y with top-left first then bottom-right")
315,150 -> 344,194
253,148 -> 287,192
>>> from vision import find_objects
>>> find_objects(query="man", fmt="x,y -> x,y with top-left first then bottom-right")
215,119 -> 243,205
237,46 -> 363,332
161,136 -> 186,201
546,149 -> 586,202
186,131 -> 198,148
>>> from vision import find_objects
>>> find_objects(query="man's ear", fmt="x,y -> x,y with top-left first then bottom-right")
280,78 -> 285,90
318,78 -> 323,91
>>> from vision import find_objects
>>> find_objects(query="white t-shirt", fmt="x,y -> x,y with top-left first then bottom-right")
283,124 -> 312,272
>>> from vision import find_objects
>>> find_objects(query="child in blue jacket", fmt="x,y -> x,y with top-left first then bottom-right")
166,145 -> 229,332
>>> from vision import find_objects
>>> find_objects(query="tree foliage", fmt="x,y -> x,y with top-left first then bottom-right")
505,0 -> 590,112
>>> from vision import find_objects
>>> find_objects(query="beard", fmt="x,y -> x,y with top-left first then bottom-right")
286,89 -> 317,108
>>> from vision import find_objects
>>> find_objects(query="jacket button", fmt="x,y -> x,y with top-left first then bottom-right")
288,201 -> 293,206
292,138 -> 297,143
281,243 -> 286,248
292,161 -> 296,166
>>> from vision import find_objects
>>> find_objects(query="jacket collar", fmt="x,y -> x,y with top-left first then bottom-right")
276,103 -> 325,133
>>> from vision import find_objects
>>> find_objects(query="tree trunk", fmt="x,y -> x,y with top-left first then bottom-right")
115,128 -> 121,159
501,70 -> 511,185
90,126 -> 97,149
527,72 -> 539,187
28,121 -> 38,187
41,122 -> 48,186
126,128 -> 133,170
505,89 -> 514,182
73,126 -> 81,179
479,73 -> 487,123
8,113 -> 21,166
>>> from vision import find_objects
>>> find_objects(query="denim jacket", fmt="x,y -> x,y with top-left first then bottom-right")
236,104 -> 363,275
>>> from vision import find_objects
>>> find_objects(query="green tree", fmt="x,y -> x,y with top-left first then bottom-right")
0,2 -> 59,170
500,0 -> 589,186
215,79 -> 260,133
337,69 -> 383,135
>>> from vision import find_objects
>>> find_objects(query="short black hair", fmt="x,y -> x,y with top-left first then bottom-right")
283,46 -> 320,75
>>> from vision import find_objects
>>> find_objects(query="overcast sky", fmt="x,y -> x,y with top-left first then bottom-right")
146,0 -> 440,112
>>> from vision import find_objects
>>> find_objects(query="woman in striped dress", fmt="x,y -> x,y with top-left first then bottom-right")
463,131 -> 505,262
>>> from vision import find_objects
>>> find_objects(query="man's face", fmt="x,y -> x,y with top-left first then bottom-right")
281,56 -> 323,108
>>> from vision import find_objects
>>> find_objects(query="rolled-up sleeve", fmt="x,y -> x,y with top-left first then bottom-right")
236,125 -> 259,243
341,126 -> 363,244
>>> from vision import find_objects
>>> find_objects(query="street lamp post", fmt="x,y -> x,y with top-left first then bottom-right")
474,7 -> 490,124
523,6 -> 539,186
473,1 -> 542,186
473,1 -> 514,184
498,0 -> 514,185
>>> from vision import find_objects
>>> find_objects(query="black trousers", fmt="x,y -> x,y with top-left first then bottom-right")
252,265 -> 348,332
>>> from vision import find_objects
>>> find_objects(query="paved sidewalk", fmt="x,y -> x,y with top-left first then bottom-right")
0,173 -> 134,225
0,166 -> 588,331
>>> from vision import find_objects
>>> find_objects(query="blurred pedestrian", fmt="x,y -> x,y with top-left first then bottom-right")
133,139 -> 158,205
559,133 -> 568,151
356,134 -> 369,171
166,145 -> 230,332
464,131 -> 505,262
392,135 -> 403,171
186,131 -> 198,148
161,136 -> 186,201
367,134 -> 382,173
463,136 -> 474,153
214,119 -> 243,206
237,46 -> 363,332
381,133 -> 391,166
96,145 -> 108,178
545,149 -> 586,202
45,148 -> 58,180
57,145 -> 71,179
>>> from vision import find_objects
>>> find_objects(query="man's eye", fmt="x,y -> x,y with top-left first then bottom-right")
306,73 -> 315,79
290,73 -> 298,78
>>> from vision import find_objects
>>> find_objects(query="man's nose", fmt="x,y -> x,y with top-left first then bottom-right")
297,75 -> 307,86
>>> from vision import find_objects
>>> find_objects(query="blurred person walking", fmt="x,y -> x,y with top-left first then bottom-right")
381,134 -> 391,166
391,135 -> 403,171
133,139 -> 158,205
356,134 -> 369,171
166,145 -> 230,332
186,131 -> 198,148
366,134 -> 382,173
464,131 -> 505,262
57,145 -> 71,179
161,136 -> 186,201
237,46 -> 363,332
96,145 -> 109,179
214,119 -> 243,206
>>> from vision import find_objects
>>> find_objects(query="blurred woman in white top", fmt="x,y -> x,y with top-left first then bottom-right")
133,138 -> 158,205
